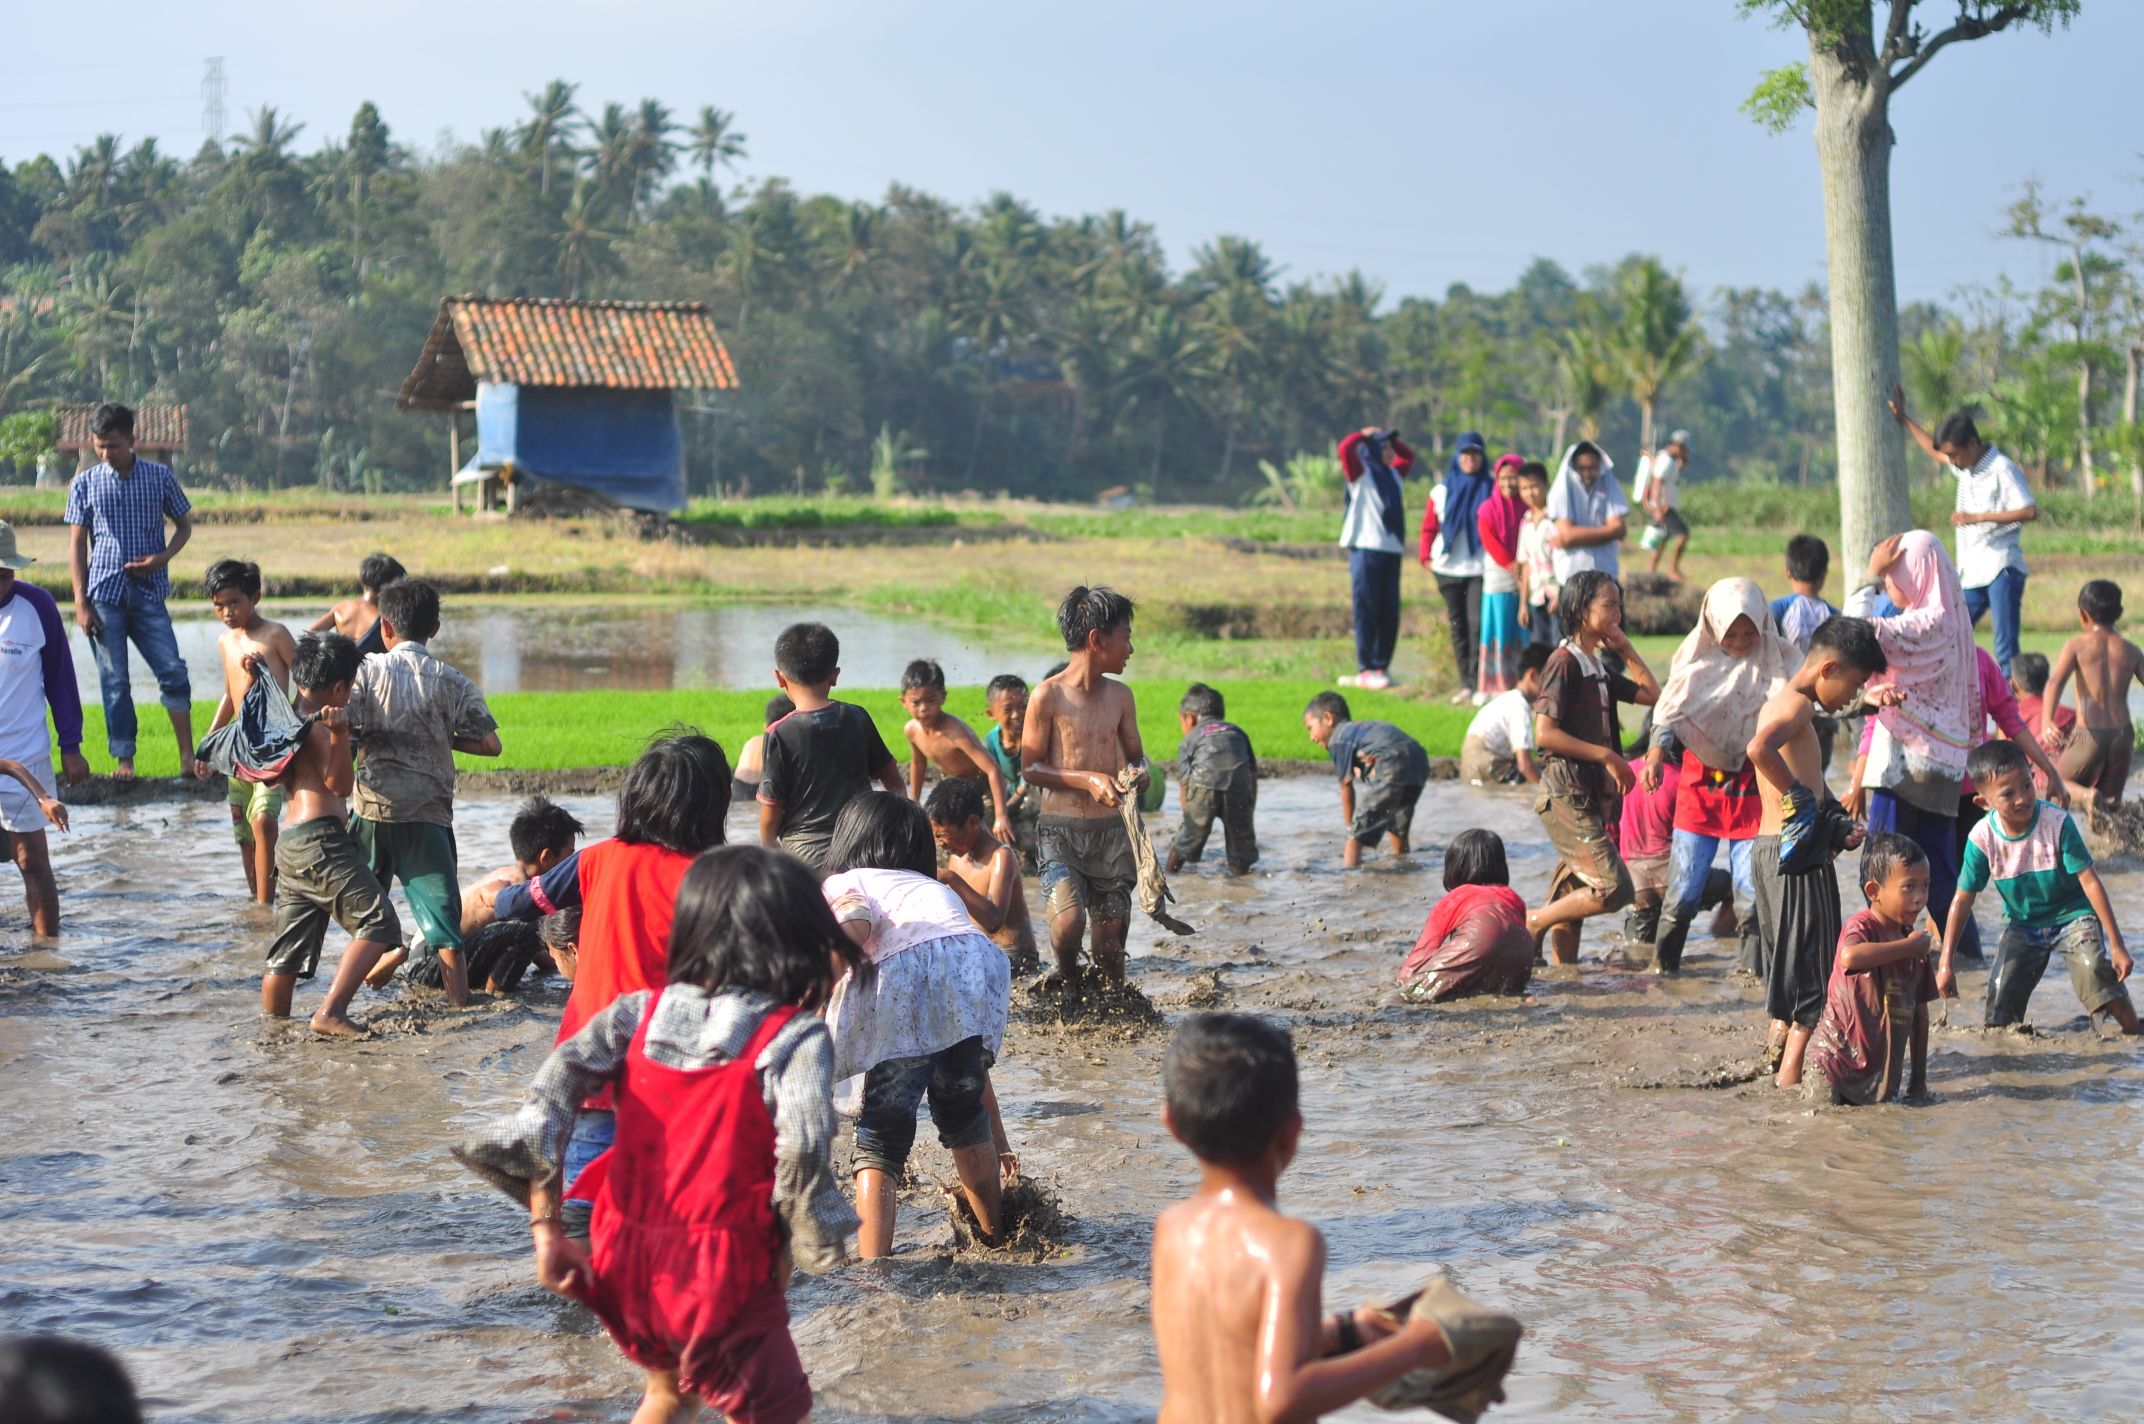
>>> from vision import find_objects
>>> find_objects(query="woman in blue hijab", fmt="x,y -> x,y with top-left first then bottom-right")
1419,432 -> 1495,702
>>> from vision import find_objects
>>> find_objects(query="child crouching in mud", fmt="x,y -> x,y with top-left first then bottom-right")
1151,1013 -> 1522,1423
1022,586 -> 1148,993
262,633 -> 400,1038
456,846 -> 862,1424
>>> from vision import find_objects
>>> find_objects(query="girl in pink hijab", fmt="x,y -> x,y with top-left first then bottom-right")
1475,454 -> 1529,697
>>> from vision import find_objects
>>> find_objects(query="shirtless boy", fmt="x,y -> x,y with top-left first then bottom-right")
262,633 -> 401,1038
1747,616 -> 1896,1087
901,658 -> 1012,843
927,777 -> 1041,974
193,559 -> 297,905
1021,586 -> 1147,989
2043,579 -> 2144,815
1151,1013 -> 1453,1424
308,552 -> 405,656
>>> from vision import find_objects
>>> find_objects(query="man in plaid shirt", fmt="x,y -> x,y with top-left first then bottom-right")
65,402 -> 195,778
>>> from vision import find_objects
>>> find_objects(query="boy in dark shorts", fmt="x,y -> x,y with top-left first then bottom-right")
928,777 -> 1041,973
1944,739 -> 2140,1035
367,794 -> 583,989
1524,570 -> 1661,963
1168,682 -> 1258,876
1806,833 -> 1938,1105
263,633 -> 400,1038
1302,691 -> 1426,869
982,674 -> 1039,870
757,621 -> 904,870
1022,587 -> 1148,989
2042,579 -> 2144,816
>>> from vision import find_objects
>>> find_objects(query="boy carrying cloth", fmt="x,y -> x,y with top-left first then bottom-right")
1945,739 -> 2140,1036
1022,586 -> 1147,991
346,579 -> 500,1006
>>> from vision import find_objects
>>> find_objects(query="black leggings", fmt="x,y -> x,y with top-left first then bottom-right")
1436,575 -> 1483,692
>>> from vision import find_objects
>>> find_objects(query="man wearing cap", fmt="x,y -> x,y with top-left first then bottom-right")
1636,430 -> 1692,582
0,521 -> 90,936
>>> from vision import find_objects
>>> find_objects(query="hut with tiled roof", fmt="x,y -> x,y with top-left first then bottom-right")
396,296 -> 738,514
56,403 -> 187,470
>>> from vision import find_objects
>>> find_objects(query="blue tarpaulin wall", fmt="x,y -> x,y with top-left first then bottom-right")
470,383 -> 686,512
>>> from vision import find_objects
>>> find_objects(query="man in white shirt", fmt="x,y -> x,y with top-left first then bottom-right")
1635,430 -> 1692,581
1546,440 -> 1629,582
1888,386 -> 2036,674
1458,644 -> 1550,786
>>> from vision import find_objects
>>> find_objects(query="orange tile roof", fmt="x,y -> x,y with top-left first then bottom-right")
397,296 -> 738,409
55,403 -> 188,450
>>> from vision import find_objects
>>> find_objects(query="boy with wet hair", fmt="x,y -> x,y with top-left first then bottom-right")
1750,615 -> 1894,1087
1302,691 -> 1427,869
758,621 -> 905,869
1151,1013 -> 1455,1422
1524,570 -> 1661,963
1946,738 -> 2139,1035
366,794 -> 585,987
983,673 -> 1039,870
2042,579 -> 2144,816
1771,534 -> 1840,770
1805,833 -> 1939,1105
901,657 -> 1012,843
309,551 -> 406,656
1169,682 -> 1258,876
1022,586 -> 1148,989
264,632 -> 401,1038
194,558 -> 298,905
347,577 -> 501,1007
928,776 -> 1040,973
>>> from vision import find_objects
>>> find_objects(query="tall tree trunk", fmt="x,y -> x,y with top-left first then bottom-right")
1218,407 -> 1238,485
2077,357 -> 2095,496
966,388 -> 988,483
1809,39 -> 1910,573
2125,340 -> 2141,530
1639,397 -> 1655,454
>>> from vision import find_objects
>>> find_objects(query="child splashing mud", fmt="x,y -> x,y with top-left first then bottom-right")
457,846 -> 862,1424
822,793 -> 1014,1256
1641,578 -> 1795,975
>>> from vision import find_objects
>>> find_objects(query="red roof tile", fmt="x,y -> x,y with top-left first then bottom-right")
55,403 -> 188,450
397,296 -> 738,409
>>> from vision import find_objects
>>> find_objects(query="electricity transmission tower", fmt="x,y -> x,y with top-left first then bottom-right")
200,57 -> 226,143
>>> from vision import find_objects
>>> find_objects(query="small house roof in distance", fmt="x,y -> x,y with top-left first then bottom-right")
396,296 -> 738,410
55,402 -> 188,450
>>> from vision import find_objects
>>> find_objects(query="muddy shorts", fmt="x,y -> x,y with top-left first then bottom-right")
2057,725 -> 2134,804
1650,507 -> 1689,542
1174,783 -> 1258,872
226,776 -> 287,846
1459,739 -> 1523,788
1764,859 -> 1842,1029
1986,915 -> 2133,1027
1350,779 -> 1424,847
265,815 -> 402,979
777,831 -> 833,875
1039,814 -> 1135,925
1006,790 -> 1041,872
852,1035 -> 995,1176
1536,788 -> 1633,912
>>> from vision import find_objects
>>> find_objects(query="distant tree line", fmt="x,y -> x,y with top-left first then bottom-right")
0,86 -> 2137,503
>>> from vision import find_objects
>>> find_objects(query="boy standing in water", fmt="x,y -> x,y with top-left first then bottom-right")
194,559 -> 297,906
347,579 -> 501,1007
1022,586 -> 1147,991
1302,692 -> 1428,868
1748,616 -> 1892,1087
900,658 -> 1012,842
1805,834 -> 1939,1106
984,674 -> 1040,870
264,633 -> 401,1038
758,622 -> 905,869
1169,682 -> 1259,876
309,552 -> 405,656
928,777 -> 1041,973
2042,579 -> 2144,816
1150,1013 -> 1461,1423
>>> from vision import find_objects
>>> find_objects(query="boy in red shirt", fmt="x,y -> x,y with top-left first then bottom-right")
1805,833 -> 1939,1105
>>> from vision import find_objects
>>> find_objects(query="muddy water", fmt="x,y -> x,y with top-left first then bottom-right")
4,779 -> 2143,1422
71,602 -> 1042,697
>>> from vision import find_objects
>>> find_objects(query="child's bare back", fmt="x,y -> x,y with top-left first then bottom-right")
1153,1192 -> 1326,1424
2054,625 -> 2143,734
321,596 -> 375,643
284,706 -> 353,826
1028,674 -> 1138,821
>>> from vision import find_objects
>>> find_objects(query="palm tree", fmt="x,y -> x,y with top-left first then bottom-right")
1198,281 -> 1277,484
555,183 -> 623,299
625,100 -> 679,225
818,200 -> 880,296
1612,256 -> 1700,451
66,135 -> 124,214
1188,234 -> 1277,300
340,102 -> 394,253
1559,298 -> 1618,442
1902,322 -> 1968,486
951,256 -> 1034,479
1119,307 -> 1210,488
687,105 -> 747,214
585,103 -> 636,213
518,80 -> 580,195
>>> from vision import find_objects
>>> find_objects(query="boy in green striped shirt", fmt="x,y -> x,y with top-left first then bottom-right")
1942,740 -> 2139,1034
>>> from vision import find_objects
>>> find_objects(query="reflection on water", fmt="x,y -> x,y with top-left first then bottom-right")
4,778 -> 2144,1421
68,602 -> 1049,697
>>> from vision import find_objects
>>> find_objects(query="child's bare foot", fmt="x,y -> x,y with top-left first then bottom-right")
363,962 -> 397,990
113,759 -> 135,781
308,1011 -> 370,1039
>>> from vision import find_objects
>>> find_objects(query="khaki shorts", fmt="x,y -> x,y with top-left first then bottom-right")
1039,814 -> 1135,925
1459,739 -> 1523,788
266,815 -> 401,979
227,775 -> 287,846
1536,786 -> 1634,912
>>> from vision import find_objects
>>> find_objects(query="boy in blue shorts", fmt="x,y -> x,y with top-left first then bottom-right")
1302,691 -> 1427,868
1942,739 -> 2140,1035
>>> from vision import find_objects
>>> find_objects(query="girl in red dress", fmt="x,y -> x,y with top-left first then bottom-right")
459,846 -> 864,1424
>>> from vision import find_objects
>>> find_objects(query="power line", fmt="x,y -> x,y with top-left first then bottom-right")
201,57 -> 225,144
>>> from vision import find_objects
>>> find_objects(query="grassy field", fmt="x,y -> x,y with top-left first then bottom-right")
68,681 -> 1480,780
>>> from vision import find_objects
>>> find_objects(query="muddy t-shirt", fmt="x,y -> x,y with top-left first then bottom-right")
759,702 -> 897,846
1535,643 -> 1637,802
1328,720 -> 1428,788
1807,908 -> 1938,1105
1178,720 -> 1256,793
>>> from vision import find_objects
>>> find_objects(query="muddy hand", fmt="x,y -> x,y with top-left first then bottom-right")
533,1224 -> 590,1298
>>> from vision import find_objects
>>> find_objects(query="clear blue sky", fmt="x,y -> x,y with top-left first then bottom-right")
4,0 -> 2136,309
